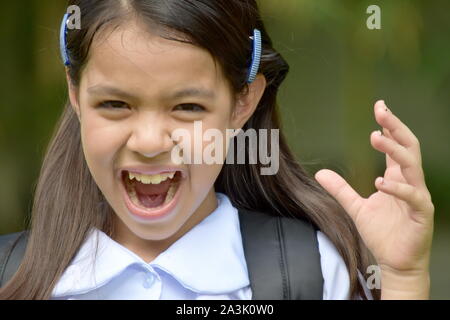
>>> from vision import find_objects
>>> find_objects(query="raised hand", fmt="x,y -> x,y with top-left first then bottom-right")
315,100 -> 434,299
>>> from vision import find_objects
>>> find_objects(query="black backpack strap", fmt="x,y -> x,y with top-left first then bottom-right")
238,209 -> 323,300
0,231 -> 29,287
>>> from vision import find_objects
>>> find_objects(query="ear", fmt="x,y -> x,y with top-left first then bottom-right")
231,73 -> 266,130
66,71 -> 81,120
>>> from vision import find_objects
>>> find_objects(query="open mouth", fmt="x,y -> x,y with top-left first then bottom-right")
122,170 -> 182,211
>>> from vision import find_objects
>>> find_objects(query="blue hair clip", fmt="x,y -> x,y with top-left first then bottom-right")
59,13 -> 71,66
246,28 -> 262,83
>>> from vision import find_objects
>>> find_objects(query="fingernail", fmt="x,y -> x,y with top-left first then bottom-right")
377,177 -> 384,185
383,101 -> 390,112
375,130 -> 382,136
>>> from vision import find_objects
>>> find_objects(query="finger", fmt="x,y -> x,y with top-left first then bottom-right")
315,169 -> 364,221
371,130 -> 426,188
375,177 -> 434,221
382,128 -> 398,169
374,100 -> 422,164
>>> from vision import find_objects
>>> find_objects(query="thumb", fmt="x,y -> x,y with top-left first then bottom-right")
314,169 -> 363,221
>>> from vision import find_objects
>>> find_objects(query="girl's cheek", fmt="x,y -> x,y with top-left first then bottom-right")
188,163 -> 222,202
188,124 -> 230,188
80,115 -> 128,168
178,134 -> 227,167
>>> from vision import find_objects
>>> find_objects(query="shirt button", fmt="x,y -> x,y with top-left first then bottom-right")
143,273 -> 155,289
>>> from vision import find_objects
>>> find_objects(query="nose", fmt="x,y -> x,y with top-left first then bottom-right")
126,113 -> 174,159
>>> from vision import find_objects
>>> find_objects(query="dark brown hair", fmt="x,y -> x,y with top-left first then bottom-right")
0,0 -> 379,299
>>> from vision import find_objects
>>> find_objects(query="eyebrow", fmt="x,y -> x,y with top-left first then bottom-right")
87,85 -> 216,101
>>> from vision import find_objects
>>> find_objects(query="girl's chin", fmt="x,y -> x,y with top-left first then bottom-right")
119,171 -> 184,222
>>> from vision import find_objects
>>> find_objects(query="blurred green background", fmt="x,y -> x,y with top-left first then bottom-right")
0,0 -> 448,298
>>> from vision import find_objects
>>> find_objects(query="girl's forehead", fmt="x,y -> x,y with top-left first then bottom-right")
80,20 -> 226,97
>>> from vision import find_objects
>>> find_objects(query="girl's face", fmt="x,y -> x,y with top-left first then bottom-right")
67,20 -> 265,251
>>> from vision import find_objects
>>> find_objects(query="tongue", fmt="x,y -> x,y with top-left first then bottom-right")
134,179 -> 172,208
137,193 -> 165,208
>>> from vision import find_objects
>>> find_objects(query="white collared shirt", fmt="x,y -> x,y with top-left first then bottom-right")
51,193 -> 365,300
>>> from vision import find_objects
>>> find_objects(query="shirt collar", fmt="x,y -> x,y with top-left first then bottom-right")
52,192 -> 250,297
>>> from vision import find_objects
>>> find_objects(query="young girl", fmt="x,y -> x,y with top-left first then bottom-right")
0,0 -> 434,300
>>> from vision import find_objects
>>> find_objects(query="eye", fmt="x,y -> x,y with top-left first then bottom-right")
97,100 -> 130,109
173,103 -> 205,112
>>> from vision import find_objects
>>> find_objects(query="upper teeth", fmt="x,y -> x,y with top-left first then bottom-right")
128,172 -> 176,184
